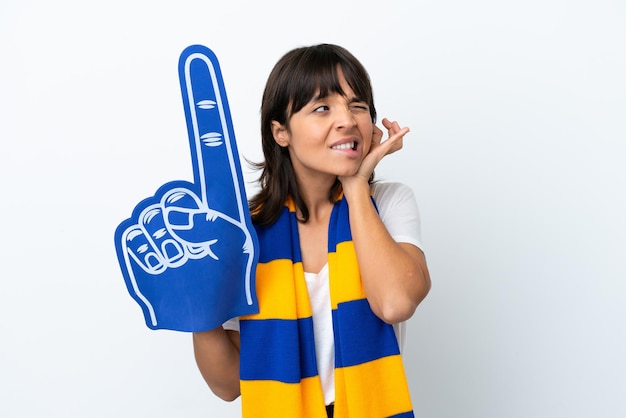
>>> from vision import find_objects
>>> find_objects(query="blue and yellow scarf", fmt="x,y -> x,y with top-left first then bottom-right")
239,195 -> 414,417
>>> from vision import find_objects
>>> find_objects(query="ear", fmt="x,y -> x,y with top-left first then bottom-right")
271,121 -> 289,147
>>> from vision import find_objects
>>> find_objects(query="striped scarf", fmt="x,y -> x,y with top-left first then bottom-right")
239,195 -> 414,417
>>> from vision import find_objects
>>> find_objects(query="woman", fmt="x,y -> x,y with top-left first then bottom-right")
192,43 -> 431,418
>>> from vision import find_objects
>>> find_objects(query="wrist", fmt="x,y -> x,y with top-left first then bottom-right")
340,178 -> 371,203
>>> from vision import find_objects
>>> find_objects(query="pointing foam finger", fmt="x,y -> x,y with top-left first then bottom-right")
178,45 -> 248,225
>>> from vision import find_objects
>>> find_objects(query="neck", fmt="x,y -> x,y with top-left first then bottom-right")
296,175 -> 337,223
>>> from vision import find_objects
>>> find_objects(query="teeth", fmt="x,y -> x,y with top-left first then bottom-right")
332,142 -> 355,150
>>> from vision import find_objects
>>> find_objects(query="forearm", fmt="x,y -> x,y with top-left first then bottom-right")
343,182 -> 431,323
192,327 -> 241,401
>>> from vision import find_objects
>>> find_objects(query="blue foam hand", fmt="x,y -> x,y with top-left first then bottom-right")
114,45 -> 259,332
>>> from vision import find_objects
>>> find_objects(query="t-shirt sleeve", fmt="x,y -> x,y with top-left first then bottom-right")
372,182 -> 424,251
223,317 -> 240,332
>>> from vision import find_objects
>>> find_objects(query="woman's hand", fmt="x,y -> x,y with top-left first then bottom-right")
366,117 -> 410,174
339,117 -> 410,188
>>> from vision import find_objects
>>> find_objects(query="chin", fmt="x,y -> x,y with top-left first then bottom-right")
336,168 -> 360,177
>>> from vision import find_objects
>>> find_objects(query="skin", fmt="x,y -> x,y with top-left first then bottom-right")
193,71 -> 431,401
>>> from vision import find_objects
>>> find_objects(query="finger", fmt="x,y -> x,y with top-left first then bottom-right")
117,225 -> 159,327
178,45 -> 248,225
386,126 -> 409,152
382,118 -> 409,138
139,204 -> 187,268
122,223 -> 166,274
393,126 -> 410,139
161,188 -> 222,257
382,117 -> 395,132
382,118 -> 405,136
377,120 -> 409,156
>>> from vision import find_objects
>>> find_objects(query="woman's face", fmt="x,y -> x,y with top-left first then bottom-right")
272,71 -> 374,185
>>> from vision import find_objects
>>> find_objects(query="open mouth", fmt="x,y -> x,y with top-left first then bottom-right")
331,141 -> 357,151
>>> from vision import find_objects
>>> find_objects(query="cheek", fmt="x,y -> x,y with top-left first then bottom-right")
362,140 -> 372,155
361,126 -> 374,154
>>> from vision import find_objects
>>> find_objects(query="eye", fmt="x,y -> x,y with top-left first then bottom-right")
350,102 -> 370,112
313,105 -> 330,113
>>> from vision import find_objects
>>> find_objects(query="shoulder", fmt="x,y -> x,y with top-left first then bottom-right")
371,181 -> 423,249
371,182 -> 416,210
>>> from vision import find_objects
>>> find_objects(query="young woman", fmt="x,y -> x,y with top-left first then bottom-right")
192,43 -> 431,418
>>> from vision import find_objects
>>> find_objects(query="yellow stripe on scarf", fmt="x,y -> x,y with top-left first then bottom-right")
328,241 -> 366,309
241,377 -> 326,418
253,260 -> 311,320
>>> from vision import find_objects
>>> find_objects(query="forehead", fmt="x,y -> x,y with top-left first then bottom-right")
312,72 -> 358,100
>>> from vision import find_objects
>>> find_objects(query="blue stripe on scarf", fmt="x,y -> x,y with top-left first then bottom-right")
240,317 -> 318,383
333,299 -> 401,368
255,206 -> 302,264
328,197 -> 353,252
388,412 -> 415,418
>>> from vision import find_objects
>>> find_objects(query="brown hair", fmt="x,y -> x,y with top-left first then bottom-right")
249,44 -> 377,226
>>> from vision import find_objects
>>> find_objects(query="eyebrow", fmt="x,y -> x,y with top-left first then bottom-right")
348,96 -> 367,104
309,93 -> 367,104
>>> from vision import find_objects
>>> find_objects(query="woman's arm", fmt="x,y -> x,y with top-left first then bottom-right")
192,327 -> 241,401
342,181 -> 431,323
340,119 -> 431,324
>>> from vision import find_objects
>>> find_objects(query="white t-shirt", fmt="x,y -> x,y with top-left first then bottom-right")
225,182 -> 423,405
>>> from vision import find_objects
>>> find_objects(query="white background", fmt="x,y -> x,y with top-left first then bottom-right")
1,1 -> 625,417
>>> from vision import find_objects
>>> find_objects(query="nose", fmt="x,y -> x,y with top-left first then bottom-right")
335,104 -> 356,130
